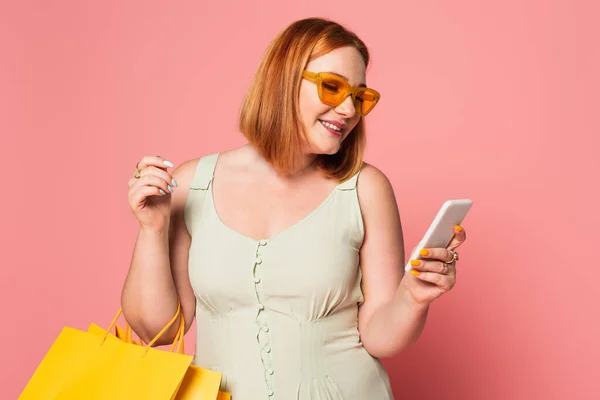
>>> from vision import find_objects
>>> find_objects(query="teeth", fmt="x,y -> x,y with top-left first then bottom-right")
320,121 -> 342,131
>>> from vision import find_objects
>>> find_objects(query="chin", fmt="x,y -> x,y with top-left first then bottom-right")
305,124 -> 346,155
311,142 -> 343,155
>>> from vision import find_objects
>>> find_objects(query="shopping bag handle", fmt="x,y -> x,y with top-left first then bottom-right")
116,306 -> 186,353
169,309 -> 186,354
119,314 -> 185,352
101,299 -> 182,356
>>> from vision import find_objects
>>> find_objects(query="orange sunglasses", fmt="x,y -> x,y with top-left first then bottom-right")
302,71 -> 381,116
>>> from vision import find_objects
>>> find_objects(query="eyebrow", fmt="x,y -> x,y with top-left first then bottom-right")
327,71 -> 367,88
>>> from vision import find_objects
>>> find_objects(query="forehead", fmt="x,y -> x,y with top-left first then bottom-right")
305,46 -> 366,86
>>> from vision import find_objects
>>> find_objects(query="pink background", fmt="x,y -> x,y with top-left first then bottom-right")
2,1 -> 598,399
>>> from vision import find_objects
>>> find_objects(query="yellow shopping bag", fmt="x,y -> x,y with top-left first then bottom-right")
88,307 -> 231,400
20,301 -> 193,399
170,315 -> 231,400
217,390 -> 232,400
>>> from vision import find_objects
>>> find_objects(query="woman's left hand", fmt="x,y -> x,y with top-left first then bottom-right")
400,225 -> 467,308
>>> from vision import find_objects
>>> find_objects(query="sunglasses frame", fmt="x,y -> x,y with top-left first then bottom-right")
301,71 -> 381,116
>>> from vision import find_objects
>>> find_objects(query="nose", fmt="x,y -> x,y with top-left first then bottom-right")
334,95 -> 357,118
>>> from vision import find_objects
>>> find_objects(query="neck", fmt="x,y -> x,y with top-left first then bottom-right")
246,144 -> 319,181
288,152 -> 318,177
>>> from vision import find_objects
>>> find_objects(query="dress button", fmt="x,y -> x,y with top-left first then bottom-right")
257,303 -> 264,310
259,240 -> 267,246
254,276 -> 261,283
268,389 -> 274,396
263,346 -> 271,353
261,325 -> 269,332
255,257 -> 262,264
267,368 -> 274,375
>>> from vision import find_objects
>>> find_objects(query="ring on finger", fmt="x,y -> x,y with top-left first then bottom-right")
443,250 -> 459,265
134,168 -> 142,179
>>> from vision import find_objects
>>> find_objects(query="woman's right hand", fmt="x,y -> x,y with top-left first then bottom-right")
128,156 -> 178,232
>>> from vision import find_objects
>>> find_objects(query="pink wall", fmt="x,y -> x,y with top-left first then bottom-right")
2,1 -> 598,399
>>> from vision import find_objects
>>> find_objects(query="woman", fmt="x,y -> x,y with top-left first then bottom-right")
122,17 -> 467,399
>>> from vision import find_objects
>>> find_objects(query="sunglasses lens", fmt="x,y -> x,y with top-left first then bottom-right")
355,89 -> 379,115
319,76 -> 349,106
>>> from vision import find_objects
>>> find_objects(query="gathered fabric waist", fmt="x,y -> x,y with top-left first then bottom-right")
193,305 -> 363,369
191,305 -> 393,399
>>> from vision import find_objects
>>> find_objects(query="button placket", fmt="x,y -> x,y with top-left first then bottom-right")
253,239 -> 275,397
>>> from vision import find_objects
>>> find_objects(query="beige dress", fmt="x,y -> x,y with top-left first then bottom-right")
184,153 -> 394,400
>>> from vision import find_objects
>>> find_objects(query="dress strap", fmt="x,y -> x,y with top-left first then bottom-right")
336,166 -> 362,191
189,152 -> 220,190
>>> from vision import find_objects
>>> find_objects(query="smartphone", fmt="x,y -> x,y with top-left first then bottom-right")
404,199 -> 473,272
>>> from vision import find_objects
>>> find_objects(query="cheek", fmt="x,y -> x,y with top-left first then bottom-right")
300,88 -> 330,119
345,117 -> 361,134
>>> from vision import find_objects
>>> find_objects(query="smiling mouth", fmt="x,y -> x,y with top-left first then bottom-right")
319,120 -> 343,136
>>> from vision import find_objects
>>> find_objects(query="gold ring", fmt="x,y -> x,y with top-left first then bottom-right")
444,250 -> 459,264
134,169 -> 142,179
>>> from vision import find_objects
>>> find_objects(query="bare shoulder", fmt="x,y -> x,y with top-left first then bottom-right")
171,158 -> 201,185
356,162 -> 398,209
356,162 -> 403,248
168,147 -> 246,207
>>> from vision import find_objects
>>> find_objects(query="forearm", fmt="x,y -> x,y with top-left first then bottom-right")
360,282 -> 430,358
121,222 -> 180,345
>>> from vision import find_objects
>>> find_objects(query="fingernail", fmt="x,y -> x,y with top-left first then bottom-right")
419,249 -> 429,256
171,178 -> 178,187
410,260 -> 420,266
159,189 -> 166,195
168,185 -> 173,193
163,160 -> 174,168
410,270 -> 420,276
455,225 -> 463,232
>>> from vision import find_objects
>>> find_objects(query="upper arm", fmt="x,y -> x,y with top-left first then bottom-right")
356,163 -> 405,335
168,158 -> 200,334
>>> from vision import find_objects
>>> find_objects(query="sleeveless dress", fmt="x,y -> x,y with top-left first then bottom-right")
183,153 -> 394,400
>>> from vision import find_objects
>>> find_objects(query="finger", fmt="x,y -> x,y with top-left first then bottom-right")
131,174 -> 174,195
136,155 -> 175,171
130,185 -> 169,203
415,247 -> 455,263
412,271 -> 455,292
137,166 -> 178,188
409,259 -> 454,275
446,225 -> 466,251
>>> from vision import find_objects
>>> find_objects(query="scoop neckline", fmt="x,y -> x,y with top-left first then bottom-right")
207,154 -> 342,244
